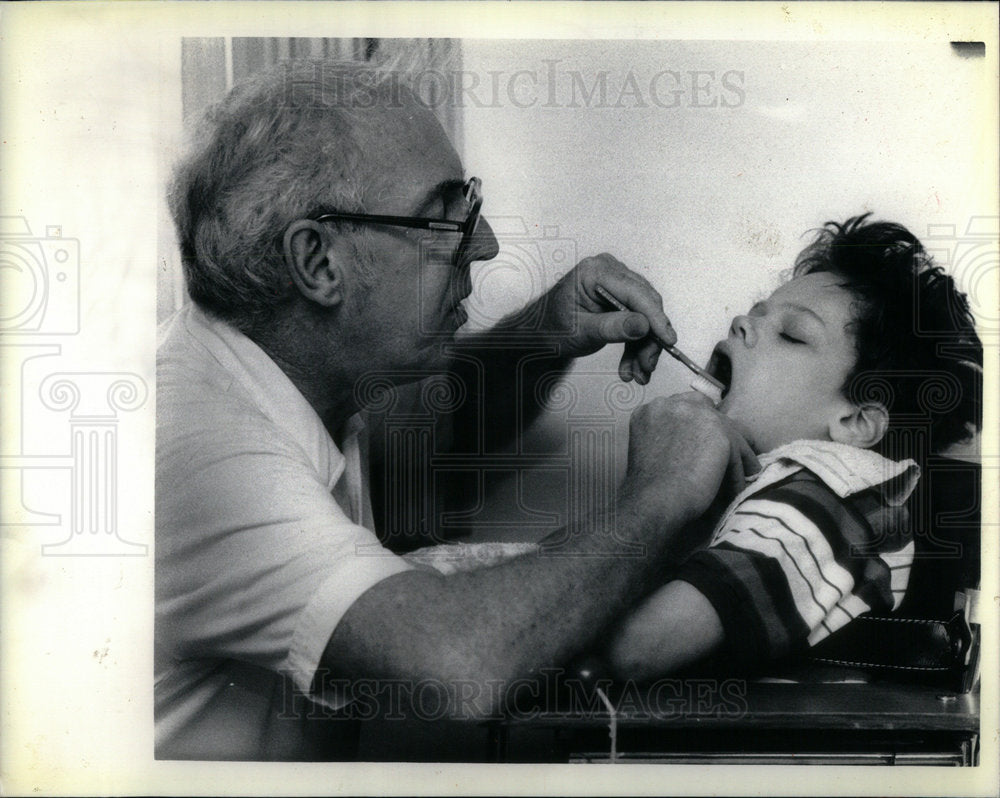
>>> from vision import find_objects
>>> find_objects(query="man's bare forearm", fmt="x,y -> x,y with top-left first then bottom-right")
322,488 -> 700,716
338,392 -> 743,717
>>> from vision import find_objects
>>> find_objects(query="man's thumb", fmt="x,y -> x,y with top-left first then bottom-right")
588,311 -> 649,343
620,312 -> 649,340
582,311 -> 649,344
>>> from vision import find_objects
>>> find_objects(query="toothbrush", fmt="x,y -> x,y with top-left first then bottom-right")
594,284 -> 725,406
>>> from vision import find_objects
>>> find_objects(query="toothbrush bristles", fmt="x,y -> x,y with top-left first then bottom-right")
595,284 -> 724,390
690,374 -> 723,406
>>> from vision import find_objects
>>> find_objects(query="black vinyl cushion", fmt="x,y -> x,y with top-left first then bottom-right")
803,457 -> 980,682
896,457 -> 981,619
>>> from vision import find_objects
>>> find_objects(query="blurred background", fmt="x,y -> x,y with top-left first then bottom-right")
160,37 -> 991,544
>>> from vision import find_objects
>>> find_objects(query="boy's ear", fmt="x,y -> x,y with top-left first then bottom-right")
283,220 -> 344,307
829,402 -> 889,449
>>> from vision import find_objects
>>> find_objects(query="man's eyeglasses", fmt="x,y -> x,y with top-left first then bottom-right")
315,177 -> 483,263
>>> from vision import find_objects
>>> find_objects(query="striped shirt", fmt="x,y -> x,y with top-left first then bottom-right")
675,440 -> 919,666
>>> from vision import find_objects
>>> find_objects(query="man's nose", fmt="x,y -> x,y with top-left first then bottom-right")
730,314 -> 756,347
468,217 -> 499,262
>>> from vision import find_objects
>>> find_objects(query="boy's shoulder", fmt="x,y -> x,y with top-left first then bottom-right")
710,439 -> 918,553
745,468 -> 912,554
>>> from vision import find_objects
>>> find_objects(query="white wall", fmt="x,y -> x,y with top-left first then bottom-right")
461,39 -> 989,398
455,39 -> 988,536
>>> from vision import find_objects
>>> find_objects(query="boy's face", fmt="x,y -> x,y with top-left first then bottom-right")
706,272 -> 861,453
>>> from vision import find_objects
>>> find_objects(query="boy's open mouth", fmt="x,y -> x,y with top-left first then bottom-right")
706,345 -> 733,399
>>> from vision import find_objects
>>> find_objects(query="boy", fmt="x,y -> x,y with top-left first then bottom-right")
606,214 -> 983,680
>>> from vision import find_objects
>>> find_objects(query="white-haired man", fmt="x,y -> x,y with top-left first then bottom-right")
156,63 -> 755,760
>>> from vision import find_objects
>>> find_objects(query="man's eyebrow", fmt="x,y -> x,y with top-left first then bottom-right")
411,178 -> 466,214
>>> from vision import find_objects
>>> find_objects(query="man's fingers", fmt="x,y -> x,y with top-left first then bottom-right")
618,340 -> 658,385
619,351 -> 650,385
736,434 -> 760,477
724,439 -> 749,497
721,425 -> 759,500
587,310 -> 650,345
631,339 -> 660,374
672,389 -> 717,407
723,417 -> 760,477
594,273 -> 677,348
618,353 -> 633,382
622,392 -> 736,523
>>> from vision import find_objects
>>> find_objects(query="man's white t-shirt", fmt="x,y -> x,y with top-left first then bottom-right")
155,304 -> 413,760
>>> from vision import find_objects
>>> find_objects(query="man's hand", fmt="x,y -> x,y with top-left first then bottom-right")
537,253 -> 676,385
619,392 -> 759,528
328,398 -> 756,707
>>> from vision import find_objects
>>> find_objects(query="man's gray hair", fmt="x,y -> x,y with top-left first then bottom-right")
169,61 -> 402,331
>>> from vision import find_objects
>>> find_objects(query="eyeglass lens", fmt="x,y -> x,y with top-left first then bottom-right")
464,179 -> 482,236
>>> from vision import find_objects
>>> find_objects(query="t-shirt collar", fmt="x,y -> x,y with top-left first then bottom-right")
183,304 -> 361,490
753,439 -> 921,506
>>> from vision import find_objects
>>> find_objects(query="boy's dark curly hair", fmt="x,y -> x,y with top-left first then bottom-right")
793,214 -> 982,457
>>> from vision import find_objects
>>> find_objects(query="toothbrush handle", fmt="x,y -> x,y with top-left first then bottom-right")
594,284 -> 725,391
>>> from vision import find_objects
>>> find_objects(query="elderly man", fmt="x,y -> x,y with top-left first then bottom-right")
156,63 -> 754,760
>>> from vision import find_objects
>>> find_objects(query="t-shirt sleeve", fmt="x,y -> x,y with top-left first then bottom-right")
156,401 -> 413,700
674,474 -> 914,666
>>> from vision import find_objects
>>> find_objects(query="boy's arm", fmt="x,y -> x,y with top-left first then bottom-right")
607,472 -> 915,683
606,580 -> 724,681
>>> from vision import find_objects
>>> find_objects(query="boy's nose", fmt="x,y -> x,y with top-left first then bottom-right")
731,314 -> 757,347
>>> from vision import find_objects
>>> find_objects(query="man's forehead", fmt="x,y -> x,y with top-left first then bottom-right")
357,101 -> 464,207
357,99 -> 459,163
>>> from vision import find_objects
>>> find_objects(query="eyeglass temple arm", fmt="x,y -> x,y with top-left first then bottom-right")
315,211 -> 463,232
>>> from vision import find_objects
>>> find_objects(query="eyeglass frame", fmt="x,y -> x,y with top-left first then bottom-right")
314,176 -> 483,263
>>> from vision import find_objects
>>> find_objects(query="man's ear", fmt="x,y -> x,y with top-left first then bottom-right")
829,401 -> 889,449
283,220 -> 344,307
